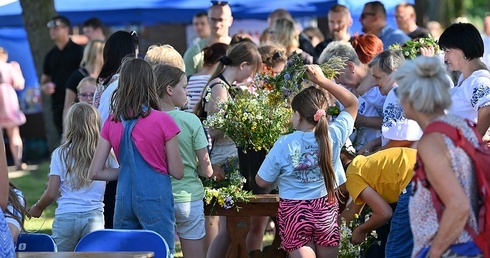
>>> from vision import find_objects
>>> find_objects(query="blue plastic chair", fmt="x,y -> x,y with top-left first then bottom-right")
16,233 -> 58,252
75,229 -> 169,258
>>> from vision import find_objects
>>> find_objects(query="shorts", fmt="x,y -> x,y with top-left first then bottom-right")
174,200 -> 205,240
278,196 -> 339,252
210,141 -> 237,165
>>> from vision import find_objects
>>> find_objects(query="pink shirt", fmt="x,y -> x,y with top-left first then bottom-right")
101,110 -> 180,174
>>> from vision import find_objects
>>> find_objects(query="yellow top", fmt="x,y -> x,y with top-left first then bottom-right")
346,147 -> 417,205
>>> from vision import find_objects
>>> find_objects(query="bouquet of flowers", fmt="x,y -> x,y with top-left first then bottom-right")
257,54 -> 346,102
204,87 -> 292,152
389,36 -> 441,60
338,213 -> 380,258
205,54 -> 346,152
203,161 -> 253,211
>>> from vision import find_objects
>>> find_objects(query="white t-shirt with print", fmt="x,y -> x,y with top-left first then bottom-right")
381,87 -> 423,146
450,70 -> 490,122
350,87 -> 385,151
258,111 -> 354,200
50,147 -> 118,215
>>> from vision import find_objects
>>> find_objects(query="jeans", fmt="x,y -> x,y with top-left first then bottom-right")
51,209 -> 104,251
385,182 -> 413,258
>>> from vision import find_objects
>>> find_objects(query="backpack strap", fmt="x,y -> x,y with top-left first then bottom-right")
420,120 -> 483,238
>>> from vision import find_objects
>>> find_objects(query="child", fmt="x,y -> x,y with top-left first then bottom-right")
89,58 -> 184,255
76,76 -> 97,105
154,64 -> 213,258
339,147 -> 416,257
256,64 -> 358,257
29,102 -> 116,251
5,182 -> 29,244
0,131 -> 15,257
258,44 -> 287,76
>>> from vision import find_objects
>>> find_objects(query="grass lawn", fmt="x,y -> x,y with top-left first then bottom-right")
9,160 -> 274,257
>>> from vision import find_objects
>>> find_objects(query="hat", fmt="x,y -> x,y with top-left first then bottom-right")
47,15 -> 70,28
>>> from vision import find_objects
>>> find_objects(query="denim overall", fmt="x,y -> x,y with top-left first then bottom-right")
114,117 -> 175,256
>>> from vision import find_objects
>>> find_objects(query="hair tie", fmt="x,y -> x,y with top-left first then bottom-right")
219,56 -> 232,65
313,109 -> 326,122
273,51 -> 283,59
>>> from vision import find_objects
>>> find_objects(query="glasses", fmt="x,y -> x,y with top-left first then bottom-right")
211,1 -> 228,5
360,12 -> 376,19
47,20 -> 67,28
78,93 -> 95,99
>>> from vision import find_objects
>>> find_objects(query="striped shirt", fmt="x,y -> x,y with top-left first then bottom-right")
186,74 -> 211,113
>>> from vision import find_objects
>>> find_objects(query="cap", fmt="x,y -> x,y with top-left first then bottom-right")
47,16 -> 70,28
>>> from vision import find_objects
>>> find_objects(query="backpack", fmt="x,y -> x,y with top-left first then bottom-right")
413,120 -> 490,257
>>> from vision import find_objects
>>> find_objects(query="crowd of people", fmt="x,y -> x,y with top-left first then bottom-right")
1,1 -> 490,258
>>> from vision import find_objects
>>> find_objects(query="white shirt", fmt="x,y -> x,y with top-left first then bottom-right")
350,87 -> 385,151
381,87 -> 423,146
449,70 -> 490,122
50,147 -> 118,215
98,78 -> 119,126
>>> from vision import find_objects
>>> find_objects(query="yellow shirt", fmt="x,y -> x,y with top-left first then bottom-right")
346,147 -> 417,205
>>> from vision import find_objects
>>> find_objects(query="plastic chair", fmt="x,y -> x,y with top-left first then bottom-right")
75,229 -> 169,258
16,233 -> 58,252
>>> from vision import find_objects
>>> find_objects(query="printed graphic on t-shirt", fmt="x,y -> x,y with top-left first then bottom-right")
471,84 -> 490,108
290,140 -> 323,183
383,102 -> 406,129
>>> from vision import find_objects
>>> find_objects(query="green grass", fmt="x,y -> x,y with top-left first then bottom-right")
10,161 -> 55,235
10,161 -> 274,257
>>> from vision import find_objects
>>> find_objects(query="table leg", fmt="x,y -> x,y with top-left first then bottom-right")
226,216 -> 250,258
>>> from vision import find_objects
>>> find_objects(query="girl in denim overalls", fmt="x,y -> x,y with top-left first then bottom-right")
89,58 -> 184,256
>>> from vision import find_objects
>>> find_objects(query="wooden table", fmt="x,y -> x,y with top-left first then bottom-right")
17,252 -> 154,258
204,194 -> 287,258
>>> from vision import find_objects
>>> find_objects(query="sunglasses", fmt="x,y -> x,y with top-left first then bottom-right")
360,12 -> 376,19
47,20 -> 67,28
211,1 -> 228,5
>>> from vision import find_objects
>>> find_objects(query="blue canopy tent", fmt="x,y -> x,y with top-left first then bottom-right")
0,0 -> 337,97
0,0 -> 411,98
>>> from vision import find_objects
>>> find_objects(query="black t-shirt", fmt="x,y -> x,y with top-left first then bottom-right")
43,40 -> 84,108
65,67 -> 89,94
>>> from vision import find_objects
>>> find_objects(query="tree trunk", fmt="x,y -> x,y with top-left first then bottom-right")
19,0 -> 60,152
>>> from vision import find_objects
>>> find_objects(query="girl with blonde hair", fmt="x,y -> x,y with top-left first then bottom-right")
29,103 -> 117,251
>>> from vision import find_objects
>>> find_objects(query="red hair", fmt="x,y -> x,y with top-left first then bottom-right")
350,34 -> 384,64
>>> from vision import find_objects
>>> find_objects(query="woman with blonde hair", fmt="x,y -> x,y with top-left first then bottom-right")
63,40 -> 104,119
271,18 -> 313,64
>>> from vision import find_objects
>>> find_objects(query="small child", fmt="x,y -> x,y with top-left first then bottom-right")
29,102 -> 117,251
5,182 -> 29,244
89,58 -> 184,255
256,64 -> 358,257
154,64 -> 213,258
76,76 -> 96,105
